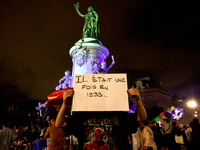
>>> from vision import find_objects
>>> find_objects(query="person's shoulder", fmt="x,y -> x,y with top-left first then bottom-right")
6,127 -> 14,132
46,125 -> 53,130
185,127 -> 192,132
144,126 -> 151,131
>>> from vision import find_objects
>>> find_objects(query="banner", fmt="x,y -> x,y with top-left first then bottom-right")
72,74 -> 129,111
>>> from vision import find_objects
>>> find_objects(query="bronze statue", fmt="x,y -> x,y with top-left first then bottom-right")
74,2 -> 100,38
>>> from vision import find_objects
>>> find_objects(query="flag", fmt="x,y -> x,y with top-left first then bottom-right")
167,106 -> 175,116
154,106 -> 184,123
154,111 -> 165,122
154,114 -> 164,123
160,112 -> 165,117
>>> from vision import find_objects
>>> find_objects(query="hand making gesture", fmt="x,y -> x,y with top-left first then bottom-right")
63,89 -> 74,109
127,88 -> 140,101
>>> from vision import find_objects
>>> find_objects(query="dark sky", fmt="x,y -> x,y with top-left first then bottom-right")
0,0 -> 200,106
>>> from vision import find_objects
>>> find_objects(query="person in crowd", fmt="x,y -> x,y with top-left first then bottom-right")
14,137 -> 26,150
190,118 -> 200,150
140,120 -> 157,150
39,124 -> 47,139
10,137 -> 29,150
23,127 -> 32,145
171,121 -> 187,150
185,122 -> 193,149
0,120 -> 16,150
36,123 -> 42,136
43,116 -> 64,150
150,121 -> 162,150
183,125 -> 187,132
30,125 -> 39,142
132,126 -> 142,150
158,117 -> 173,150
66,135 -> 79,150
13,125 -> 20,138
55,88 -> 147,150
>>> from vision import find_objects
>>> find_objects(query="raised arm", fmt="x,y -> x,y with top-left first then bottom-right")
55,89 -> 74,127
128,88 -> 147,121
74,2 -> 84,17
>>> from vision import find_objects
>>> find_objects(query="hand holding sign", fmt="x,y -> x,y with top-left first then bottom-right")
63,88 -> 74,109
127,88 -> 140,101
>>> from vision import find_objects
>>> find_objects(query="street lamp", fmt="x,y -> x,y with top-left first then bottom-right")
187,100 -> 197,108
187,100 -> 198,118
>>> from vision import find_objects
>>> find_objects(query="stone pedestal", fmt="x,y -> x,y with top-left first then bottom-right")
69,38 -> 110,86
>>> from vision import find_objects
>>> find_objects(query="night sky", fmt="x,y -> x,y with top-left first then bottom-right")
1,0 -> 200,108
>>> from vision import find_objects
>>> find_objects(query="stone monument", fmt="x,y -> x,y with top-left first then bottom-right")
56,2 -> 115,89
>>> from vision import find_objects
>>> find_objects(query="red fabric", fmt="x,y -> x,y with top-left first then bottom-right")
45,87 -> 73,107
160,111 -> 165,117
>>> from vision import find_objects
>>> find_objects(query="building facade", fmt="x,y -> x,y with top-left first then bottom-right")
134,77 -> 172,109
133,77 -> 172,121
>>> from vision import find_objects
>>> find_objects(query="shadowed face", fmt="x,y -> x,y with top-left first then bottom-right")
50,118 -> 55,125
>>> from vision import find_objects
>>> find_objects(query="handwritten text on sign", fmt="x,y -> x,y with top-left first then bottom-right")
72,74 -> 129,111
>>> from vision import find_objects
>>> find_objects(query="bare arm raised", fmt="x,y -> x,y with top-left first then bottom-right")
55,89 -> 73,127
127,88 -> 147,121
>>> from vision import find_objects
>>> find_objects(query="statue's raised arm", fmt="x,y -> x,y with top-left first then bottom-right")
74,2 -> 84,17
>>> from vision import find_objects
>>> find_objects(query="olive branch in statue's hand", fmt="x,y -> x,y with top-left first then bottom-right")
74,2 -> 80,9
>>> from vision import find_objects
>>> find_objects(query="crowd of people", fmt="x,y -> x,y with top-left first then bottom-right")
0,88 -> 200,150
132,118 -> 200,150
0,112 -> 78,150
1,116 -> 199,150
0,116 -> 49,150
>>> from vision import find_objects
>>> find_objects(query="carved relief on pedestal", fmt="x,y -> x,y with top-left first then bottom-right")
89,55 -> 115,74
90,58 -> 101,74
73,47 -> 90,67
69,39 -> 114,86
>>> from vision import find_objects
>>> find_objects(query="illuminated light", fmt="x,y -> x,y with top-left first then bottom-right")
195,111 -> 197,113
187,101 -> 197,108
194,114 -> 197,117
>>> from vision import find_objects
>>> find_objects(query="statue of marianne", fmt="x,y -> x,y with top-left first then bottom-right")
74,2 -> 100,39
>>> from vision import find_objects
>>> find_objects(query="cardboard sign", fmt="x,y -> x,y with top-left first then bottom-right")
72,74 -> 129,111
